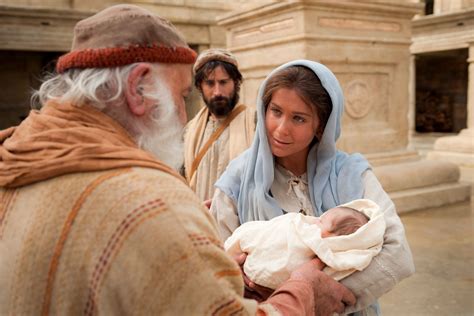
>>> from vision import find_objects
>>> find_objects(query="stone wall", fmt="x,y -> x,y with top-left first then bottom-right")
0,50 -> 62,128
434,0 -> 474,13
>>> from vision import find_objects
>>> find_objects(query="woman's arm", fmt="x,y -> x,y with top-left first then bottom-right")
210,188 -> 241,241
341,169 -> 415,313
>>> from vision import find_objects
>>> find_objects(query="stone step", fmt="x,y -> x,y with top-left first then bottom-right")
373,160 -> 460,192
426,129 -> 474,189
373,159 -> 471,213
388,182 -> 471,214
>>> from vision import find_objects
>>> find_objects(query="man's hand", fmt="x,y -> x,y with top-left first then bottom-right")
232,252 -> 274,302
290,258 -> 356,315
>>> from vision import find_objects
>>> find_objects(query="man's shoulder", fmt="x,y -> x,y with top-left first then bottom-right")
238,104 -> 256,118
234,104 -> 257,131
185,106 -> 208,127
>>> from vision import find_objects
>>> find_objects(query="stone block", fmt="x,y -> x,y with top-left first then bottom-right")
389,182 -> 471,213
373,160 -> 460,192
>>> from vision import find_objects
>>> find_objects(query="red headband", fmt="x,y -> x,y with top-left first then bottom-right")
56,45 -> 197,73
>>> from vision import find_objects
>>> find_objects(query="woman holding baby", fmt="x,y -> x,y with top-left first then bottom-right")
210,60 -> 414,315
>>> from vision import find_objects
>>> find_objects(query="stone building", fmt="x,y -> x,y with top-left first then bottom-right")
218,0 -> 471,212
409,0 -> 474,185
0,0 -> 471,211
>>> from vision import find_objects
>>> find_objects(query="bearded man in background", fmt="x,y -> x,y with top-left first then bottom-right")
184,49 -> 256,202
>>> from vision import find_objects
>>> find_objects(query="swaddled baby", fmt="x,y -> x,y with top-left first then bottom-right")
224,199 -> 385,289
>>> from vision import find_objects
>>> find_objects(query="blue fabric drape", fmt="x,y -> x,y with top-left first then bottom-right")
216,60 -> 371,223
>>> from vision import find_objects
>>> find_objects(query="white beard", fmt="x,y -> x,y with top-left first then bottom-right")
135,81 -> 184,171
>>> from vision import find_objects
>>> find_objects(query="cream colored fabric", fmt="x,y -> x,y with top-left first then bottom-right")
211,169 -> 415,313
270,164 -> 315,216
224,199 -> 385,290
184,105 -> 255,201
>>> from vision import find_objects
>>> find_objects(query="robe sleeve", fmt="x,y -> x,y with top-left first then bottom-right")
340,169 -> 415,313
210,188 -> 240,241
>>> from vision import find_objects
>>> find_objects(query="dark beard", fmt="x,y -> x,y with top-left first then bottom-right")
204,93 -> 239,118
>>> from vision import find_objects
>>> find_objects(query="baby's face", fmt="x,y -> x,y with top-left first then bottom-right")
312,207 -> 348,238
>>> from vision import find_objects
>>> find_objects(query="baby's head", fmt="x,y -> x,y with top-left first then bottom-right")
317,206 -> 369,238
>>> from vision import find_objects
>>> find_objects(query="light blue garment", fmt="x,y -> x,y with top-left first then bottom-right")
215,59 -> 371,222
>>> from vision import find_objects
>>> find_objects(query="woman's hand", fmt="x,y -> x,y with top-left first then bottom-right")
232,252 -> 274,302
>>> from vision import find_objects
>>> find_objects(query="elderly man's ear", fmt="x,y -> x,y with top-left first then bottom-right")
125,63 -> 154,117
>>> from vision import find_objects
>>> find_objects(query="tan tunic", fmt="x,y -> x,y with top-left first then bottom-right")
0,167 -> 283,315
184,105 -> 256,201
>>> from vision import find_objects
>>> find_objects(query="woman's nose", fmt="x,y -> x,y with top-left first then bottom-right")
275,118 -> 290,135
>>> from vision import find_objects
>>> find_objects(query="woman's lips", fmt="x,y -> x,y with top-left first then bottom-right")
272,137 -> 291,146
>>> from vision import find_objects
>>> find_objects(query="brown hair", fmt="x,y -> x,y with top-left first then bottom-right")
194,60 -> 242,96
262,66 -> 332,140
328,207 -> 369,236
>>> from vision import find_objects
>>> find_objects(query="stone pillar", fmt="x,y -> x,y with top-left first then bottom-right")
219,0 -> 471,213
468,42 -> 474,130
427,42 -> 474,184
408,54 -> 416,142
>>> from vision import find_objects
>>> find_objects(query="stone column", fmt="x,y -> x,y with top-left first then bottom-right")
427,42 -> 474,184
219,0 -> 471,213
468,42 -> 474,130
408,54 -> 416,143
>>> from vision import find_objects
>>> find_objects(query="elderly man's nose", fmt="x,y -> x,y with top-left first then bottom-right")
179,107 -> 187,125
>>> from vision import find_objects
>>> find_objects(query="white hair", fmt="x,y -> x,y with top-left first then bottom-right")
32,64 -> 139,110
32,63 -> 184,170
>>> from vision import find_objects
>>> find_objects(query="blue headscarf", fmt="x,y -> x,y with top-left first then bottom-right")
215,60 -> 371,223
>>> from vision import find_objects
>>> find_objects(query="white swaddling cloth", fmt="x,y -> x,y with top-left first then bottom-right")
224,199 -> 385,289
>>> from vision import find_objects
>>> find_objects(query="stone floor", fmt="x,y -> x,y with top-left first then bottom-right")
379,198 -> 474,316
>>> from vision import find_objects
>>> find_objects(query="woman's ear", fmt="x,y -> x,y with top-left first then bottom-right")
125,63 -> 153,117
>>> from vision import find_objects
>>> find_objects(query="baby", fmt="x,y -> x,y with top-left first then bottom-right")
224,199 -> 386,289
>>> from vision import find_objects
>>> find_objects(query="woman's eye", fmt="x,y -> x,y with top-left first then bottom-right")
294,116 -> 306,123
270,108 -> 281,115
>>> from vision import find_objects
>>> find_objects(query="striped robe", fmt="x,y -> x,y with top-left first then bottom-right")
0,167 -> 280,315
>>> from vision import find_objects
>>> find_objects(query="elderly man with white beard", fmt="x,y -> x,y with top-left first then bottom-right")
0,4 -> 356,316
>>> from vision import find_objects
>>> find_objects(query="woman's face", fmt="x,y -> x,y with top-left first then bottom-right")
265,88 -> 319,164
